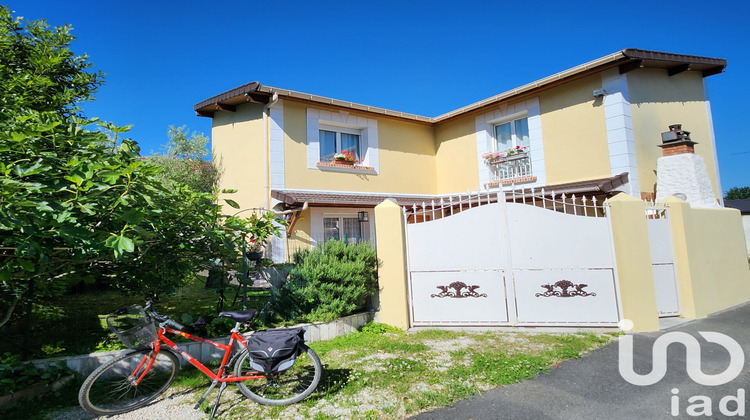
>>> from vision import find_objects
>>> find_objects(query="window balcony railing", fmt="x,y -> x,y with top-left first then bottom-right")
487,152 -> 534,184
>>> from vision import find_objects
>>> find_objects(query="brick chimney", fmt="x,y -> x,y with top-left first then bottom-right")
657,124 -> 698,156
654,124 -> 719,208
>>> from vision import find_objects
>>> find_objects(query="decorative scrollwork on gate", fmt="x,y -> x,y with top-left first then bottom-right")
535,280 -> 596,297
431,281 -> 487,298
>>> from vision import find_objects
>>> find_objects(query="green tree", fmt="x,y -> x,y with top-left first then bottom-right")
0,7 -> 264,356
724,186 -> 750,200
147,125 -> 221,193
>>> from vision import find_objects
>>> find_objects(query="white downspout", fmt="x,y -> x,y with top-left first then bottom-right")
263,92 -> 279,210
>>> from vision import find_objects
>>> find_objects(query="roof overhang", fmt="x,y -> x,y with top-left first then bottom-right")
724,199 -> 750,214
539,172 -> 629,195
271,190 -> 439,209
432,49 -> 726,123
193,82 -> 432,123
194,81 -> 273,118
620,48 -> 727,78
271,173 -> 629,209
195,49 -> 726,122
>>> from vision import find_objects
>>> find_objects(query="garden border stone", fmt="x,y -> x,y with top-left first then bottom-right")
25,311 -> 375,377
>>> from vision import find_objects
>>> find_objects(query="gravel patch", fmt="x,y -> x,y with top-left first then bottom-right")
47,389 -> 206,420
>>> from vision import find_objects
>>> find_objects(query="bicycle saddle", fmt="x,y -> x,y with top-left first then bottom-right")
218,309 -> 258,322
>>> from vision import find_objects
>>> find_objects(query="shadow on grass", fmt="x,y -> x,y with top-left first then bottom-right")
305,367 -> 352,401
0,303 -> 117,359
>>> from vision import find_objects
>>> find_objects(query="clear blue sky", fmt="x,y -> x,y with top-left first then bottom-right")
10,1 -> 750,194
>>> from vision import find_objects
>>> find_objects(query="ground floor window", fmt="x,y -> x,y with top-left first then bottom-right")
323,216 -> 363,244
309,207 -> 374,248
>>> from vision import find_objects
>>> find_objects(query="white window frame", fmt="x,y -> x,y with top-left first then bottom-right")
310,207 -> 375,247
492,116 -> 530,152
475,97 -> 546,188
319,124 -> 363,162
307,108 -> 380,173
322,214 -> 364,244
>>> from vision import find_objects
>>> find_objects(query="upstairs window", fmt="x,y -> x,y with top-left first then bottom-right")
307,109 -> 379,173
494,117 -> 529,151
319,127 -> 361,162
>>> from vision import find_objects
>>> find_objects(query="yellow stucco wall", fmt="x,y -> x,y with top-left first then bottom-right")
373,199 -> 410,329
628,69 -> 719,197
282,101 -> 438,194
664,196 -> 750,318
539,75 -> 611,185
212,102 -> 267,212
607,194 -> 660,332
434,114 -> 478,194
287,208 -> 312,258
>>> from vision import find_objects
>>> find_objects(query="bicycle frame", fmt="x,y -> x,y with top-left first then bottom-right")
128,326 -> 266,385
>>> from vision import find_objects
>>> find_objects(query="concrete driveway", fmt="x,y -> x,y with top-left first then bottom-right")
414,303 -> 749,419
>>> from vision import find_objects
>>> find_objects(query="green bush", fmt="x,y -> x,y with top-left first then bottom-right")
360,321 -> 403,335
267,241 -> 378,322
0,356 -> 74,397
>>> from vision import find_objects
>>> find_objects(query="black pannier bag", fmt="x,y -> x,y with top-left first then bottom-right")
244,328 -> 305,373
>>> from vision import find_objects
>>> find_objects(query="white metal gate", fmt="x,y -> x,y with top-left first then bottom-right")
646,205 -> 681,317
404,189 -> 621,327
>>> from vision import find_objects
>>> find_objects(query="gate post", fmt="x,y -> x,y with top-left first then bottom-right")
661,196 -> 701,319
608,194 -> 660,332
374,199 -> 411,329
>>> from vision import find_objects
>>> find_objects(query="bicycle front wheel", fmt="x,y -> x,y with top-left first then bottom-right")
78,348 -> 180,415
234,344 -> 322,405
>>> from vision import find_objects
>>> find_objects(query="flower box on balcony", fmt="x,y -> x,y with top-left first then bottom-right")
487,151 -> 528,165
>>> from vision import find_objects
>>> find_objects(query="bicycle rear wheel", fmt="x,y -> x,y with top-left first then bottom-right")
234,344 -> 322,405
78,348 -> 180,415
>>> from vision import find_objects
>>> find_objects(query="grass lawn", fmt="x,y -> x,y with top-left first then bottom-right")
0,276 -> 271,360
213,327 -> 615,419
8,323 -> 617,419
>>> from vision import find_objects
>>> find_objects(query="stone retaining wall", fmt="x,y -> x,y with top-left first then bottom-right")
28,311 -> 375,376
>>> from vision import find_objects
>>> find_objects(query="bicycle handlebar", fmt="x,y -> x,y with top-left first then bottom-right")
144,298 -> 186,331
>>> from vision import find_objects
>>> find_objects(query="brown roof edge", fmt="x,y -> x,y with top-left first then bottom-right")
540,172 -> 629,194
432,49 -> 728,123
271,190 -> 440,208
622,48 -> 727,67
271,173 -> 630,208
193,81 -> 265,113
194,49 -> 727,121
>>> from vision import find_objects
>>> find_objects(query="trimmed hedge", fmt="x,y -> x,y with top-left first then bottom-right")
267,241 -> 378,322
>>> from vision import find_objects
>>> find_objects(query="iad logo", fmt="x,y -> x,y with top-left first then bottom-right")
617,320 -> 746,417
619,330 -> 744,386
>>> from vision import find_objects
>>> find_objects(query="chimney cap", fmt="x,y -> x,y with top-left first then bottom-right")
661,124 -> 691,144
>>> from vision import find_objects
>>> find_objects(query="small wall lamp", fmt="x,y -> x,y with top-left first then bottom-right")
357,211 -> 369,223
592,88 -> 607,98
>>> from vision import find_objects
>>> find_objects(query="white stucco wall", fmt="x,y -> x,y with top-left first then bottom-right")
655,154 -> 719,208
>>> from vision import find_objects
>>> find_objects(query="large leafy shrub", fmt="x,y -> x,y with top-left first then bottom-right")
268,241 -> 378,322
0,7 -> 279,359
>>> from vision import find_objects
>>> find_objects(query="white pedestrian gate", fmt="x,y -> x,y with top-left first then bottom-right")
646,204 -> 681,317
404,189 -> 622,327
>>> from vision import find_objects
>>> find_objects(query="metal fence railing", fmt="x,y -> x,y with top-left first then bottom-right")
403,187 -> 609,224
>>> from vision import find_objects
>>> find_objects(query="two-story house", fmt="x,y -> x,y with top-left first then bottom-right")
195,49 -> 727,261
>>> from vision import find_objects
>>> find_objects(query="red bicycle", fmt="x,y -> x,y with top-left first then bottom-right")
77,299 -> 322,418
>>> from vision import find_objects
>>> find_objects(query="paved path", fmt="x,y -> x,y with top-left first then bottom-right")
414,303 -> 750,420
